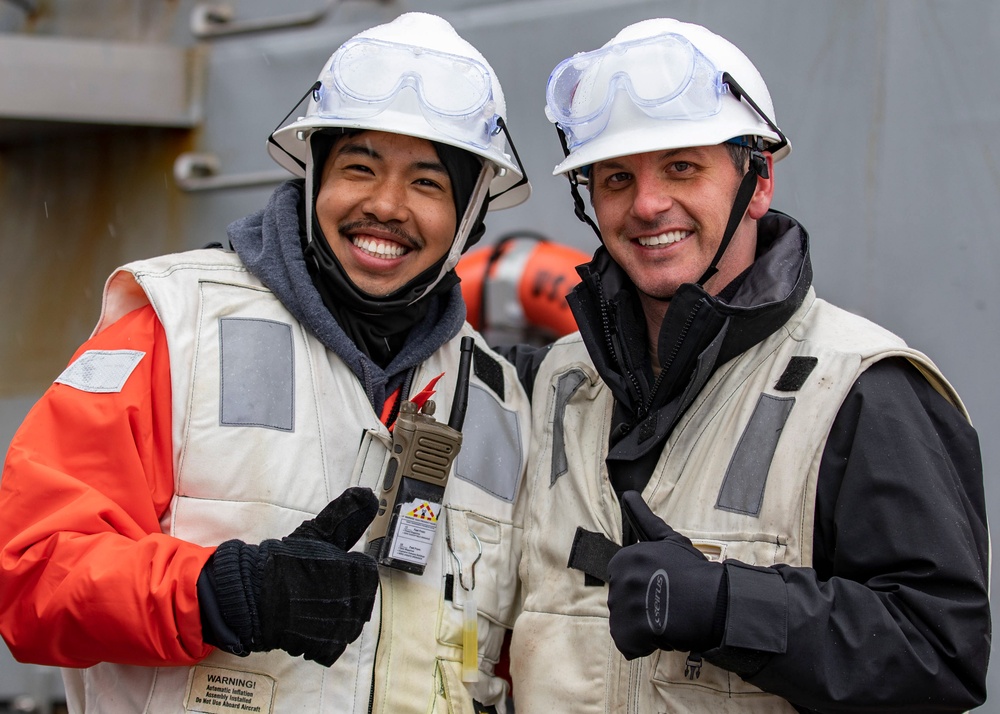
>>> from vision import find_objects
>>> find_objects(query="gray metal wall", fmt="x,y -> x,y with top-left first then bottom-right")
1,0 -> 997,710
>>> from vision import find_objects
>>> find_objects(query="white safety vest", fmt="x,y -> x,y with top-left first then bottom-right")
510,288 -> 962,714
63,249 -> 529,714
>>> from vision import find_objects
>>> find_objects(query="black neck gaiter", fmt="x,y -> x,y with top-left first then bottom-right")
303,131 -> 481,367
304,227 -> 456,367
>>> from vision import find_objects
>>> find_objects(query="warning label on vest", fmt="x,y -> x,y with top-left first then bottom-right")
185,665 -> 275,714
388,499 -> 442,565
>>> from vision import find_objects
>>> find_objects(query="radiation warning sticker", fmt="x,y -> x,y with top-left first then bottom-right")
388,499 -> 442,565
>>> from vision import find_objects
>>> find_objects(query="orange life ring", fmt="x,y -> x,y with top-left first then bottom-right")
456,232 -> 590,344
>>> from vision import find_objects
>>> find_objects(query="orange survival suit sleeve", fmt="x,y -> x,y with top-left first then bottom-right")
0,305 -> 215,667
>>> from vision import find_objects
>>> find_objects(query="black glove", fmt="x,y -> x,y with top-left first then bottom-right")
200,486 -> 380,667
607,491 -> 727,660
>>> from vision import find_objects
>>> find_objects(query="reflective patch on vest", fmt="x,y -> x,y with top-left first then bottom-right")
185,665 -> 275,714
55,349 -> 145,393
455,384 -> 523,502
716,394 -> 796,516
219,318 -> 294,431
552,369 -> 588,486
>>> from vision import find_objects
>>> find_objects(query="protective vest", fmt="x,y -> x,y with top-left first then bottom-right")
64,249 -> 529,714
510,288 -> 963,714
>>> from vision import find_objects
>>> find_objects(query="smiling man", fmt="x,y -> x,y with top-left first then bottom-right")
587,141 -> 768,347
315,131 -> 459,299
507,17 -> 989,713
0,12 -> 532,714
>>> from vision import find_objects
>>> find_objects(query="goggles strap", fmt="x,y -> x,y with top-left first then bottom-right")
487,117 -> 529,205
696,149 -> 763,287
267,81 -> 322,173
556,126 -> 604,242
721,72 -> 788,157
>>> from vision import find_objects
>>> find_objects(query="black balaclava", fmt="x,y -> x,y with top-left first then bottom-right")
304,129 -> 485,366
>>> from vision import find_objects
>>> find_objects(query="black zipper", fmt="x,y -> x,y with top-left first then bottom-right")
603,290 -> 705,431
597,275 -> 646,421
644,299 -> 703,417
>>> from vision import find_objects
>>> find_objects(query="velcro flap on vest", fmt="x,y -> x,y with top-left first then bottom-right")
774,356 -> 818,392
473,345 -> 505,401
567,527 -> 620,584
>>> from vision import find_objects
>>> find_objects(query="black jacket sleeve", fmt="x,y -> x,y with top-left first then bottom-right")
708,358 -> 990,713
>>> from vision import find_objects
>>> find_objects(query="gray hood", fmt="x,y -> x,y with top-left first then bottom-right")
226,179 -> 467,412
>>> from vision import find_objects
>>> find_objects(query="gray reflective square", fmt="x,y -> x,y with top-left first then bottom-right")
219,318 -> 294,431
455,384 -> 523,502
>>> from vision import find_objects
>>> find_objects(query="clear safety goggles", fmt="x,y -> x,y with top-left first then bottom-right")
314,37 -> 500,149
546,31 -> 726,150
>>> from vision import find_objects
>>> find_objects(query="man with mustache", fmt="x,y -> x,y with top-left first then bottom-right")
0,13 -> 530,714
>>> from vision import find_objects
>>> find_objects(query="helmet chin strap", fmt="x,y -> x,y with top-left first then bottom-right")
438,164 -> 494,277
695,71 -> 789,288
695,140 -> 768,288
556,126 -> 604,242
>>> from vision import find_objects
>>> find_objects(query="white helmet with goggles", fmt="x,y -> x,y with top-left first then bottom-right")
546,17 -> 790,178
269,12 -> 528,211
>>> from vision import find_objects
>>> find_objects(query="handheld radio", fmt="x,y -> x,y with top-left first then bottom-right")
366,336 -> 475,574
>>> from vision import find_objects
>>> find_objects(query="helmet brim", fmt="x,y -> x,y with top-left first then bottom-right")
552,116 -> 790,176
269,114 -> 529,210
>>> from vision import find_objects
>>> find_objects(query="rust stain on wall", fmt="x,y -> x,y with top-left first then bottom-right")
0,126 -> 195,397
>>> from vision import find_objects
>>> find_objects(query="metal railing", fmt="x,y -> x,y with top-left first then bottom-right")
173,153 -> 288,192
191,0 -> 344,38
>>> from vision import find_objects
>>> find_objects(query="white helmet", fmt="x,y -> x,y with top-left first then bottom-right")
546,17 -> 790,177
269,12 -> 529,210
